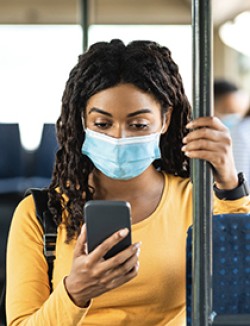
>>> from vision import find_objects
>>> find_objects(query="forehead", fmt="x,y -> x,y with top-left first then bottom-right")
86,83 -> 161,116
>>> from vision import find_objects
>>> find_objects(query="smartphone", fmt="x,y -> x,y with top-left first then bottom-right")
84,200 -> 132,260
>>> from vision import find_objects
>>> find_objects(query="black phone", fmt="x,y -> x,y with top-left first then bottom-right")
84,200 -> 132,260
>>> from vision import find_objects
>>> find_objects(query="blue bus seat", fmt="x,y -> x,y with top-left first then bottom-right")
0,123 -> 28,194
0,123 -> 22,179
33,123 -> 58,178
186,213 -> 250,325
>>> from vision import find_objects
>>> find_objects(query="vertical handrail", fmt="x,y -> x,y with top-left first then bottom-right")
80,0 -> 89,52
192,0 -> 213,325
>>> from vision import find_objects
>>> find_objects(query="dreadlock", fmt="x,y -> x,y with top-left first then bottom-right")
48,39 -> 192,242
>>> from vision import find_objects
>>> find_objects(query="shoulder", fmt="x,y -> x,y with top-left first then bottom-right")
166,173 -> 192,191
8,194 -> 43,245
162,172 -> 192,202
161,173 -> 193,226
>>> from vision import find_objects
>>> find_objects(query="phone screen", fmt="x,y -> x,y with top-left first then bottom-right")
84,200 -> 132,259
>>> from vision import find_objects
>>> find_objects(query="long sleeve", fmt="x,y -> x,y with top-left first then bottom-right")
6,195 -> 90,326
6,176 -> 250,326
213,194 -> 250,215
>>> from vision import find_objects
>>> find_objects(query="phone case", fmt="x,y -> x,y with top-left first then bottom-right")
84,200 -> 132,259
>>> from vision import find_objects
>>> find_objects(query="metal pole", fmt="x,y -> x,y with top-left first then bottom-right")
80,0 -> 89,52
192,0 -> 213,325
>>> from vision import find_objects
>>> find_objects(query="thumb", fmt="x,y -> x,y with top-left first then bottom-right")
74,224 -> 87,258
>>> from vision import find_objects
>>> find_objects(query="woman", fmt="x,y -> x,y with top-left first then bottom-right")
6,39 -> 250,325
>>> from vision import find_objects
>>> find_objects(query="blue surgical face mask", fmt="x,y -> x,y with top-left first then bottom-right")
81,128 -> 161,180
220,113 -> 242,130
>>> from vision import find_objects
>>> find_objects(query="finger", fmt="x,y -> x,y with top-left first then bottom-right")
183,149 -> 223,165
101,250 -> 140,284
182,139 -> 226,153
74,224 -> 88,258
89,228 -> 130,262
186,116 -> 227,131
100,242 -> 141,273
105,262 -> 140,291
183,128 -> 230,144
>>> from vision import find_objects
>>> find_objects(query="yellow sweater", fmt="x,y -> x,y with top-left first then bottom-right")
6,174 -> 250,325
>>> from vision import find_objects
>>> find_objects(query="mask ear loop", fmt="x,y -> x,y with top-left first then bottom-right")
82,115 -> 87,131
160,108 -> 173,134
81,115 -> 93,201
160,114 -> 166,134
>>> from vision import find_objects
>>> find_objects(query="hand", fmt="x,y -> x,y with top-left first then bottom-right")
181,116 -> 238,189
64,225 -> 140,308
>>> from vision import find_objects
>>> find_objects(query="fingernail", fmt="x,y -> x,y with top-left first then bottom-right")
182,137 -> 187,143
133,242 -> 142,250
136,248 -> 141,257
119,228 -> 129,237
181,145 -> 186,151
186,122 -> 192,128
185,152 -> 190,157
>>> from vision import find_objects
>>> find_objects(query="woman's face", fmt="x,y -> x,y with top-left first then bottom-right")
85,83 -> 171,138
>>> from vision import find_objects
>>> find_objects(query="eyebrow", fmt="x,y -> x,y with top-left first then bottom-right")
88,107 -> 153,118
88,107 -> 112,117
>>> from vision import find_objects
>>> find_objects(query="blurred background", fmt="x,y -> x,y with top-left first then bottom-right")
1,0 -> 250,294
1,0 -> 250,149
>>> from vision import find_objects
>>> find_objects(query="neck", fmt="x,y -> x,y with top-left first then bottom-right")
90,165 -> 163,201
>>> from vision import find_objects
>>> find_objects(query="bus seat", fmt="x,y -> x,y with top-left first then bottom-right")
186,213 -> 250,325
33,123 -> 58,178
0,123 -> 23,179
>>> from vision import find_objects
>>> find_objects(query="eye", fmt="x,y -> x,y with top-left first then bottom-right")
129,118 -> 150,130
130,123 -> 149,129
93,121 -> 112,129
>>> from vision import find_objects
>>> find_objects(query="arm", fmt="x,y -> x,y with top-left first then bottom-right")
6,195 -> 140,325
213,194 -> 250,215
182,116 -> 238,190
6,195 -> 89,326
181,116 -> 250,213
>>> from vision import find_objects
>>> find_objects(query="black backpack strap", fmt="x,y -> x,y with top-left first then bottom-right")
0,282 -> 6,325
25,188 -> 57,292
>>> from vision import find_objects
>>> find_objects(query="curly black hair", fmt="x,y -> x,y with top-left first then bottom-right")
48,39 -> 192,242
